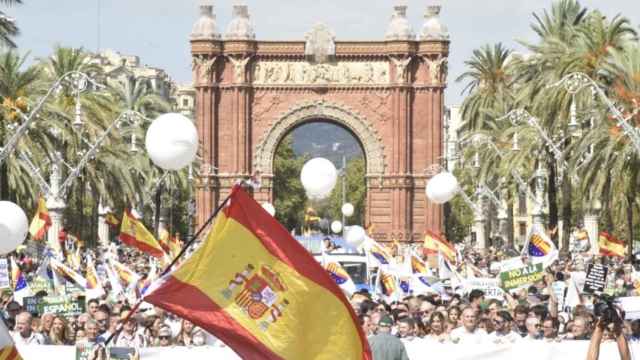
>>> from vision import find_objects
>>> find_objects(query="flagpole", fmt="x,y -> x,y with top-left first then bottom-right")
103,188 -> 234,347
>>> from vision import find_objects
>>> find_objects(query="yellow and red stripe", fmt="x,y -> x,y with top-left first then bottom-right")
599,232 -> 626,258
119,210 -> 164,258
411,254 -> 428,274
0,345 -> 21,360
424,230 -> 457,264
144,186 -> 371,360
28,197 -> 51,241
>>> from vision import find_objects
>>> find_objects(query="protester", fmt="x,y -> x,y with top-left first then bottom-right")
368,315 -> 410,360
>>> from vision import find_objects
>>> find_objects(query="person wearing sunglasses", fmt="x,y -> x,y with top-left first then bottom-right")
489,311 -> 520,344
156,325 -> 174,347
524,317 -> 543,340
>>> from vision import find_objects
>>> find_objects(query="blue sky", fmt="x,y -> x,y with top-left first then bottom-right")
6,1 -> 640,106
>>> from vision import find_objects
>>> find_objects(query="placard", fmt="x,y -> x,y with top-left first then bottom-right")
0,258 -> 9,289
499,263 -> 544,291
38,296 -> 86,317
583,263 -> 608,294
75,343 -> 93,360
23,296 -> 42,315
462,278 -> 504,300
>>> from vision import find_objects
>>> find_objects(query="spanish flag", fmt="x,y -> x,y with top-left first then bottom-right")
424,230 -> 457,264
411,253 -> 428,274
28,197 -> 51,241
119,210 -> 164,258
379,270 -> 397,297
599,232 -> 626,258
0,318 -> 22,360
144,185 -> 371,360
169,234 -> 182,257
105,212 -> 120,228
85,259 -> 105,299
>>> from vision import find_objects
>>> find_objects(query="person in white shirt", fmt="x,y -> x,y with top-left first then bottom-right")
524,317 -> 543,340
450,307 -> 488,344
11,312 -> 46,345
489,311 -> 520,344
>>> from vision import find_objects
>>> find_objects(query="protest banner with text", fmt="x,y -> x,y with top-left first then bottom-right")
500,263 -> 544,291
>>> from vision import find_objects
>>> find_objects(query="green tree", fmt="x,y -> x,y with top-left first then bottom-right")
0,0 -> 21,48
326,157 -> 366,227
273,135 -> 307,231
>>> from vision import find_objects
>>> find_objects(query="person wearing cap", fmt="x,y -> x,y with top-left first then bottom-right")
114,311 -> 146,348
367,315 -> 409,360
156,325 -> 174,347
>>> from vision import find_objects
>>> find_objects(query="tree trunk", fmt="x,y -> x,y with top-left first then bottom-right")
626,193 -> 634,260
547,159 -> 559,246
561,177 -> 572,252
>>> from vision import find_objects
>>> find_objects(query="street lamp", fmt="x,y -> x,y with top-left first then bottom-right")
0,71 -> 102,166
20,110 -> 148,251
549,72 -> 640,154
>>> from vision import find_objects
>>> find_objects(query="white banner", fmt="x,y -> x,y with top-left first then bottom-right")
0,258 -> 9,289
16,342 -> 640,360
462,278 -> 504,300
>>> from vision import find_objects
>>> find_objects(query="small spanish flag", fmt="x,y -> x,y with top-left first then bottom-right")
119,210 -> 165,258
143,185 -> 371,360
105,212 -> 120,228
424,230 -> 457,264
379,270 -> 397,297
28,197 -> 51,241
599,232 -> 626,258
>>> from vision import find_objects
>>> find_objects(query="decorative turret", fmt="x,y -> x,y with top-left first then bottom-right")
190,1 -> 221,40
385,5 -> 415,41
420,5 -> 449,41
224,4 -> 256,40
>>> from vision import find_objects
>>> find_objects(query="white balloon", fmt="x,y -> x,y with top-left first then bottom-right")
300,158 -> 338,200
145,113 -> 199,171
330,220 -> 343,234
341,203 -> 354,217
344,225 -> 366,248
0,201 -> 28,254
262,202 -> 276,217
426,172 -> 460,204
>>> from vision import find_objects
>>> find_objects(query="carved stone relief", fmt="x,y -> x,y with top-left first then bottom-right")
252,61 -> 389,85
192,55 -> 218,85
227,55 -> 252,83
252,92 -> 282,122
390,56 -> 412,83
254,100 -> 386,176
424,55 -> 448,86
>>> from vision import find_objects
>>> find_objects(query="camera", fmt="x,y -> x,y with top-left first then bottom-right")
593,294 -> 623,326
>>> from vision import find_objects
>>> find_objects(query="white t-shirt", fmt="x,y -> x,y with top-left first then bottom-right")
450,326 -> 488,344
488,330 -> 521,344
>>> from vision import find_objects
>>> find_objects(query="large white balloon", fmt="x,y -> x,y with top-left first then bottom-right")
0,201 -> 28,254
330,220 -> 343,234
344,225 -> 366,248
426,171 -> 460,204
145,113 -> 199,171
300,158 -> 338,200
341,203 -> 354,217
261,202 -> 276,217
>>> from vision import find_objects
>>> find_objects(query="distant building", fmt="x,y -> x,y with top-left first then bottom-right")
444,106 -> 462,171
86,49 -> 195,118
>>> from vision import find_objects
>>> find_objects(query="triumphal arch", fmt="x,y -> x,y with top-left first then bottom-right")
190,3 -> 450,243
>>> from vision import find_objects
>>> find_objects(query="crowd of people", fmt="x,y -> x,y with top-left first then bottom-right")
3,232 -> 640,360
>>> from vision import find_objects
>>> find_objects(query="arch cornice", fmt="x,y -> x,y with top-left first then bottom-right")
253,100 -> 386,176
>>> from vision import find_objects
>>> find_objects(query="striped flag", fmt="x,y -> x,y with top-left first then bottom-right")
105,212 -> 120,228
523,226 -> 559,267
325,261 -> 356,295
379,270 -> 397,297
599,232 -> 626,258
85,259 -> 104,299
424,230 -> 457,264
10,258 -> 31,304
0,319 -> 22,360
143,185 -> 371,360
364,238 -> 393,266
28,197 -> 51,241
119,210 -> 164,258
49,258 -> 87,289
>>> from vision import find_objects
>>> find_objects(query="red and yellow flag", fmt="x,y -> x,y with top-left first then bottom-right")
169,233 -> 182,258
0,318 -> 22,360
158,228 -> 171,254
599,232 -> 626,258
144,186 -> 371,360
105,212 -> 120,228
28,197 -> 51,241
119,210 -> 164,258
424,230 -> 457,264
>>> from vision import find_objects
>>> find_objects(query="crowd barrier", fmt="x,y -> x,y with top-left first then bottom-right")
15,341 -> 640,359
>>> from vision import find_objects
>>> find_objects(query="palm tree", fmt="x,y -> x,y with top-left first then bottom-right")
0,0 -> 21,48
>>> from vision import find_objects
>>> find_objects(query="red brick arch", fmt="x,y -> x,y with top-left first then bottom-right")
192,39 -> 448,243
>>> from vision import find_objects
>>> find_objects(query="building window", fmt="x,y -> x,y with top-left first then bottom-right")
519,222 -> 527,243
182,98 -> 189,107
518,192 -> 527,216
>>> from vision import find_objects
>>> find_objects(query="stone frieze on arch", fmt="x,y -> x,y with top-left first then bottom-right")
252,60 -> 390,85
